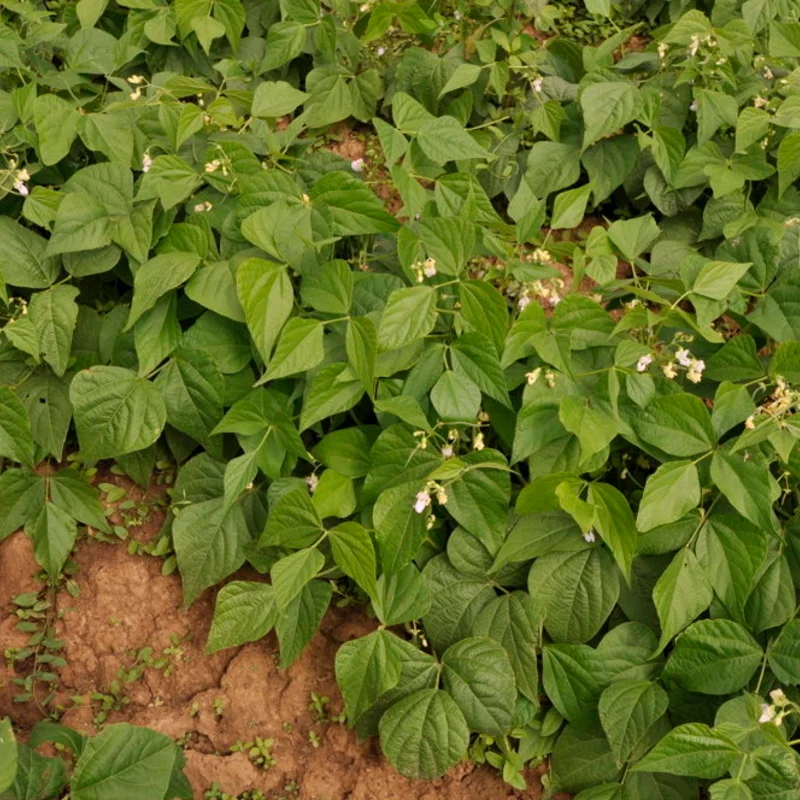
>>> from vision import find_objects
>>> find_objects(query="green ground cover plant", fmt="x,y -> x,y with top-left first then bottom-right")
2,0 -> 800,796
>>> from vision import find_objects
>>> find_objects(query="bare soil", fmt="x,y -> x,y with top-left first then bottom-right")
0,475 -> 562,800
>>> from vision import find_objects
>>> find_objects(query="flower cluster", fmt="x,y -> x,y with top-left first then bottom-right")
13,167 -> 29,196
746,376 -> 799,429
759,688 -> 792,725
687,33 -> 717,57
412,258 -> 437,282
413,480 -> 449,514
657,347 -> 705,383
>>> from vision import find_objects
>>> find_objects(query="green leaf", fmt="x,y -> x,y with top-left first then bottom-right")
310,171 -> 399,235
0,469 -> 45,541
528,548 -> 620,643
28,502 -> 77,579
311,469 -> 355,518
441,636 -> 516,735
271,547 -> 324,611
0,218 -> 60,288
632,723 -> 740,778
155,351 -> 223,445
0,717 -> 16,793
589,483 -> 637,582
126,253 -> 201,331
206,581 -> 277,653
431,370 -> 481,422
560,396 -> 618,466
581,82 -> 642,149
631,394 -> 715,457
261,317 -> 324,382
457,281 -> 508,356
550,725 -> 620,792
335,629 -> 403,722
329,521 -> 377,598
10,744 -> 67,800
374,482 -> 429,574
653,548 -> 713,651
134,293 -> 182,377
301,259 -> 353,314
374,395 -> 431,431
372,563 -> 432,625
450,332 -> 511,408
607,215 -> 660,262
599,680 -> 669,765
236,258 -> 293,364
438,63 -> 483,97
29,285 -> 79,377
692,261 -> 753,300
377,286 -> 437,350
636,461 -> 700,533
418,217 -> 475,276
551,184 -> 592,230
416,116 -> 490,164
33,94 -> 79,165
345,316 -> 377,396
664,619 -> 762,694
768,618 -> 800,684
777,131 -> 800,197
473,592 -> 540,705
275,580 -> 331,667
262,486 -> 322,548
50,469 -> 109,533
71,723 -> 176,800
0,386 -> 35,467
251,80 -> 308,117
173,498 -> 249,606
299,363 -> 363,431
711,449 -> 773,531
379,689 -> 469,779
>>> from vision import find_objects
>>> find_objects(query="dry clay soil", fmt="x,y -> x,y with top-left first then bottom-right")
0,474 -> 566,800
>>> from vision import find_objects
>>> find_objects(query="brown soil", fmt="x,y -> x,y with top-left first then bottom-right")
0,477 -> 562,800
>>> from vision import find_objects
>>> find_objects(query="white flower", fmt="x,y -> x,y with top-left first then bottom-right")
441,445 -> 454,458
636,354 -> 654,373
127,74 -> 144,85
548,295 -> 560,307
13,180 -> 28,196
754,96 -> 768,108
16,168 -> 29,182
532,77 -> 543,93
770,688 -> 787,704
306,474 -> 318,494
426,514 -> 436,530
663,362 -> 677,379
687,359 -> 705,384
414,491 -> 431,514
759,704 -> 776,724
422,258 -> 437,278
583,530 -> 596,543
657,42 -> 669,60
448,429 -> 458,442
377,46 -> 386,56
204,159 -> 221,173
454,10 -> 461,20
745,415 -> 756,430
473,431 -> 485,451
436,486 -> 448,505
545,370 -> 556,388
141,153 -> 153,172
526,368 -> 542,386
194,201 -> 213,213
532,248 -> 551,263
689,99 -> 698,112
129,87 -> 142,101
351,158 -> 365,172
518,294 -> 531,311
676,348 -> 693,367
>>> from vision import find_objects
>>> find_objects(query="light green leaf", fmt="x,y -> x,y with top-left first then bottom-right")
206,581 -> 277,653
299,363 -> 363,432
346,316 -> 377,396
416,116 -> 490,164
372,563 -> 432,626
581,82 -> 642,149
693,261 -> 752,300
589,483 -> 637,582
29,285 -> 79,377
236,258 -> 293,364
173,498 -> 249,606
551,184 -> 592,230
653,548 -> 713,651
636,461 -> 700,532
275,580 -> 331,667
431,370 -> 481,422
0,218 -> 60,288
711,449 -> 773,531
28,502 -> 77,579
631,394 -> 715,457
261,317 -> 324,382
0,717 -> 16,793
330,521 -> 377,598
252,80 -> 308,117
50,469 -> 109,533
377,286 -> 437,350
126,253 -> 201,331
271,547 -> 324,611
33,94 -> 79,165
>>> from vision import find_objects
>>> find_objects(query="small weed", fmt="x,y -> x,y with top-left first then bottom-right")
308,692 -> 345,724
213,697 -> 225,718
230,736 -> 276,770
307,730 -> 321,748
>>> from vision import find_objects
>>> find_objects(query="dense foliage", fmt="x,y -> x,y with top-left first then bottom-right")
3,0 -> 800,796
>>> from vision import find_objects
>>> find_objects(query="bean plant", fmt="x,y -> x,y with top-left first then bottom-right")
2,0 -> 800,797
